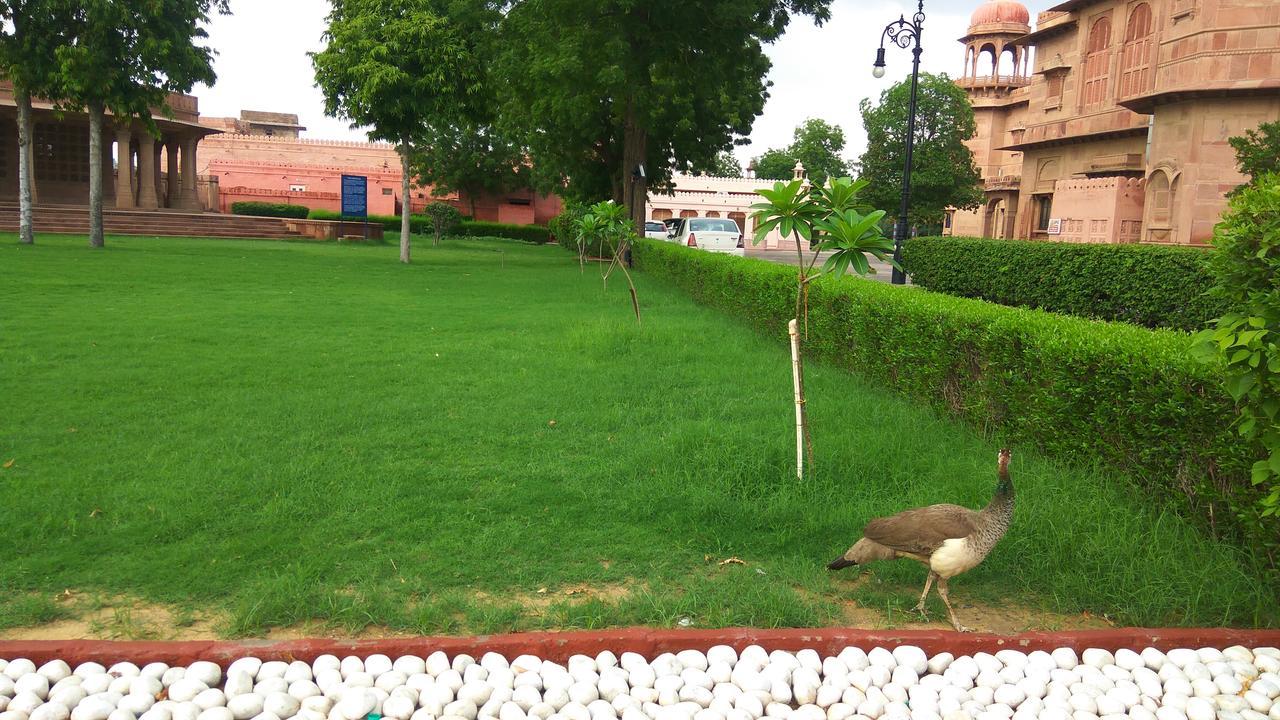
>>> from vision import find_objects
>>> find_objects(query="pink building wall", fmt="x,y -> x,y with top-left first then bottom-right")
1049,177 -> 1146,244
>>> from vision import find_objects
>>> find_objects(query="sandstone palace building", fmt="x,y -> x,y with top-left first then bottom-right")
948,0 -> 1280,244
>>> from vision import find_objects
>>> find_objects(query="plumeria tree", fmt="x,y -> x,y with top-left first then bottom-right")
576,200 -> 641,323
750,177 -> 896,479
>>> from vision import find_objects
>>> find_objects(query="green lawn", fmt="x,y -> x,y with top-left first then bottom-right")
0,233 -> 1274,637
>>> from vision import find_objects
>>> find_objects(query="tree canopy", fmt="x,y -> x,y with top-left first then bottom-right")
494,0 -> 832,222
1230,120 -> 1280,189
858,72 -> 982,225
751,118 -> 850,185
313,0 -> 485,262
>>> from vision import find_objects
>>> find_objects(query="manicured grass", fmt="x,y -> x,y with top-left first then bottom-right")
1,232 -> 1274,636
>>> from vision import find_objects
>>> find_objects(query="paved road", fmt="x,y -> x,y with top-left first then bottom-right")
745,248 -> 903,284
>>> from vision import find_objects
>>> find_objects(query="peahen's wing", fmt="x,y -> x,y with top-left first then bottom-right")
861,504 -> 979,557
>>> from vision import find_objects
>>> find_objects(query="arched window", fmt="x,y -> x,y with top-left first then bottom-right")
1082,16 -> 1112,107
1148,170 -> 1173,226
976,43 -> 997,77
679,209 -> 698,218
1119,3 -> 1153,97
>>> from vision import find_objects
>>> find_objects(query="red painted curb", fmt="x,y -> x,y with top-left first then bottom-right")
2,628 -> 1280,666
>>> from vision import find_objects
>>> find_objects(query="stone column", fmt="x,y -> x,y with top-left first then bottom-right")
180,134 -> 201,210
137,135 -> 158,209
152,139 -> 164,207
115,126 -> 135,209
165,139 -> 179,207
101,129 -> 115,201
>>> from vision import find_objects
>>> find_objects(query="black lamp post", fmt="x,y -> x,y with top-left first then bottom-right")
874,0 -> 925,286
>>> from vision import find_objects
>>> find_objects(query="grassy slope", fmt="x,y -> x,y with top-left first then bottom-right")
0,233 -> 1273,635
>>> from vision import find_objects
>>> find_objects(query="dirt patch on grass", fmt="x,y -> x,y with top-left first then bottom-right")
0,594 -> 222,641
476,581 -> 638,611
812,578 -> 1116,634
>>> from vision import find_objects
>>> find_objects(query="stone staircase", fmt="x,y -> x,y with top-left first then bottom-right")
0,203 -> 303,240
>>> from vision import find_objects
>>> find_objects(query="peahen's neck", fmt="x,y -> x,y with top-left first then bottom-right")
977,464 -> 1014,546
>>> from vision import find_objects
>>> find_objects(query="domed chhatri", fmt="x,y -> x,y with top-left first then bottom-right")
968,0 -> 1030,29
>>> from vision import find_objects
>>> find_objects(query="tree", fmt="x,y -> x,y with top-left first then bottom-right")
750,177 -> 895,480
495,0 -> 832,230
0,1 -> 67,245
1230,120 -> 1280,189
858,72 -> 982,226
55,0 -> 226,248
750,118 -> 850,185
413,121 -> 531,219
702,151 -> 743,178
312,0 -> 481,264
788,118 -> 850,187
753,147 -> 798,181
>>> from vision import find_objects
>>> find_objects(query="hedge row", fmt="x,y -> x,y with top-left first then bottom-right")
632,239 -> 1261,541
901,236 -> 1228,331
457,220 -> 551,244
302,211 -> 550,244
230,202 -> 310,219
306,209 -> 431,234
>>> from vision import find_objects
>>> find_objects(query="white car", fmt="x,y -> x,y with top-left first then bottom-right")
644,221 -> 668,240
668,217 -> 745,256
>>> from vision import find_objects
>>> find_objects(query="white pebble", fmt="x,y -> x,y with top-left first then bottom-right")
186,666 -> 221,690
196,709 -> 231,720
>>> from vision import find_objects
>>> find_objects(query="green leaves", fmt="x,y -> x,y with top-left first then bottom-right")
1194,172 -> 1280,523
748,179 -> 821,247
858,72 -> 983,226
813,208 -> 896,278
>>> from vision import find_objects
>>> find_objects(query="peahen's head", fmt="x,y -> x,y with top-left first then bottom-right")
996,448 -> 1013,495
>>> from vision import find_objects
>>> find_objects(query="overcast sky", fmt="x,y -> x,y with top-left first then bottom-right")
194,0 -> 1042,169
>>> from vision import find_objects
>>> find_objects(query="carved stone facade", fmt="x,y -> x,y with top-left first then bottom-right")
947,0 -> 1280,245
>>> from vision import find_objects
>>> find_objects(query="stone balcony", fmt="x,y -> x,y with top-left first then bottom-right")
984,175 -> 1022,191
956,75 -> 1033,89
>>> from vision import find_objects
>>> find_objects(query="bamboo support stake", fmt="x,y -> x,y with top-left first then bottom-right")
789,319 -> 804,481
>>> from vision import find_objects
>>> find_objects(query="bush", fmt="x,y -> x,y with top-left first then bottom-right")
306,209 -> 431,234
902,236 -> 1226,331
457,220 -> 551,244
1196,173 -> 1280,528
633,239 -> 1270,550
425,202 -> 463,242
231,202 -> 310,219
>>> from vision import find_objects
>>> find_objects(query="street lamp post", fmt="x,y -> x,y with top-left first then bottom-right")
874,0 -> 925,286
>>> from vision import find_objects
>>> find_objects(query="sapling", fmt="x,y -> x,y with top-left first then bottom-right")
749,177 -> 897,479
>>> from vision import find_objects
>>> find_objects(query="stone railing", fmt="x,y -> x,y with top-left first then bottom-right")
956,75 -> 1032,88
985,175 -> 1021,191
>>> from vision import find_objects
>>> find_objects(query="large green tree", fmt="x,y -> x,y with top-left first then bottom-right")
1230,120 -> 1280,190
495,0 -> 831,228
413,121 -> 530,218
408,1 -> 529,219
313,0 -> 481,263
754,147 -> 798,181
55,0 -> 226,248
0,1 -> 67,245
858,72 -> 982,226
751,118 -> 851,185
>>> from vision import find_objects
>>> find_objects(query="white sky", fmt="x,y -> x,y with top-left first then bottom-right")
194,0 -> 1041,167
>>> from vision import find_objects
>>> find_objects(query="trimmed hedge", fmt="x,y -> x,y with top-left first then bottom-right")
307,209 -> 431,234
230,202 -> 310,219
901,236 -> 1227,331
458,220 -> 551,244
633,239 -> 1266,544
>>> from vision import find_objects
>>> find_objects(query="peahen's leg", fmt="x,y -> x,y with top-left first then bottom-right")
937,577 -> 971,632
911,571 -> 937,617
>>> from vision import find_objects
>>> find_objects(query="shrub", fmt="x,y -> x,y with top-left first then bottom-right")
902,236 -> 1226,331
1195,173 -> 1280,529
425,202 -> 462,245
633,239 -> 1271,551
231,202 -> 310,219
457,220 -> 551,244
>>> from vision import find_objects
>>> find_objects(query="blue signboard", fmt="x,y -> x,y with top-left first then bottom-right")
340,174 -> 368,218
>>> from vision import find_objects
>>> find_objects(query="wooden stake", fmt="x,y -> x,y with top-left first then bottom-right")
789,319 -> 804,481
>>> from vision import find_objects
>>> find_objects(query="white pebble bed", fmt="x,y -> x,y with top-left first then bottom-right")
1,646 -> 1277,720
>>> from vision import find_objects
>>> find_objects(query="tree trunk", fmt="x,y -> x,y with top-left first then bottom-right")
16,89 -> 34,245
468,193 -> 476,219
399,140 -> 411,264
620,98 -> 648,234
88,103 -> 105,248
